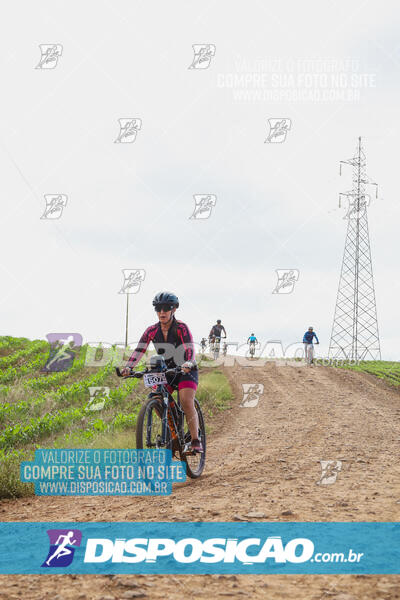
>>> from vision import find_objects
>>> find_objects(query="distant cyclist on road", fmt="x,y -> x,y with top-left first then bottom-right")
247,333 -> 258,357
303,326 -> 319,365
121,292 -> 203,453
209,320 -> 226,344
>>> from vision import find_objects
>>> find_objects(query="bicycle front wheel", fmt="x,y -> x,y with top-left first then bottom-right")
180,398 -> 206,479
136,397 -> 172,451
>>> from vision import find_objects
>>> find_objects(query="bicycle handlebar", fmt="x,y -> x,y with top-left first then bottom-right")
115,364 -> 198,379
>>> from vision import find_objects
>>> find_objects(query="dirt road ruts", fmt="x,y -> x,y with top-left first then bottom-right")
1,362 -> 399,599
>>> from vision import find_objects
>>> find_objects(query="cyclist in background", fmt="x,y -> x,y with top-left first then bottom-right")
200,337 -> 207,353
247,333 -> 258,346
209,320 -> 226,344
303,326 -> 319,365
247,333 -> 258,357
121,292 -> 203,453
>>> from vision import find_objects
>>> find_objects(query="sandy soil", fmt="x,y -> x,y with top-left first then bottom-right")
1,362 -> 400,599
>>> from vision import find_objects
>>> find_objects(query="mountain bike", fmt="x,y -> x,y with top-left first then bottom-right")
213,336 -> 226,360
248,340 -> 260,359
116,355 -> 206,478
304,342 -> 318,366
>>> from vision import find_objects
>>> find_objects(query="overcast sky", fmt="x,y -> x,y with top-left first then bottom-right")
1,0 -> 399,359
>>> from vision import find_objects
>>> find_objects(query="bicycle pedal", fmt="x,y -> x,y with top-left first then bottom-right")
183,443 -> 195,456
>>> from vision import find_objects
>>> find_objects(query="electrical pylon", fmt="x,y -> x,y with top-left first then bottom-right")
328,137 -> 381,361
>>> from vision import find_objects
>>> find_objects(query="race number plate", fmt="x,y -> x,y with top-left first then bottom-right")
143,372 -> 168,387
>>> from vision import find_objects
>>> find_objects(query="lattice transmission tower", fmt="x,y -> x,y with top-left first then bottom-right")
328,137 -> 381,361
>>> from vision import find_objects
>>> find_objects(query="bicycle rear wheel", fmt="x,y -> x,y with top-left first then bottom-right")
136,397 -> 172,451
180,398 -> 206,478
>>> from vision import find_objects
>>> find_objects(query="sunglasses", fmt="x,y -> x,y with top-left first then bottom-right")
155,304 -> 174,312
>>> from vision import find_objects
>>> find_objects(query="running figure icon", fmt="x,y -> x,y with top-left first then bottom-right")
45,531 -> 77,566
43,334 -> 80,373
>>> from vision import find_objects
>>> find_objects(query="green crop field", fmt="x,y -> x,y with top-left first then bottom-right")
327,360 -> 400,387
0,336 -> 232,499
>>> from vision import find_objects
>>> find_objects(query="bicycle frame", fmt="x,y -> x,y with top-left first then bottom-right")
116,358 -> 200,458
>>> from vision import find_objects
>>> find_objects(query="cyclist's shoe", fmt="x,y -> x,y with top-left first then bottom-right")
190,439 -> 204,453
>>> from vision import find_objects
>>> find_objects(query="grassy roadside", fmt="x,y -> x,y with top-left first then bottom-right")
196,368 -> 233,424
324,360 -> 400,387
0,367 -> 233,499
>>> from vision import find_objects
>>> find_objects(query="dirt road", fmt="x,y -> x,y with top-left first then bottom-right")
1,362 -> 400,599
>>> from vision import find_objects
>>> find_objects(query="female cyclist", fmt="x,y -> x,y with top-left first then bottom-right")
121,291 -> 203,453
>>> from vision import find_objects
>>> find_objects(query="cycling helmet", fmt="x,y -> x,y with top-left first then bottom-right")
217,319 -> 221,324
308,326 -> 313,330
152,291 -> 179,309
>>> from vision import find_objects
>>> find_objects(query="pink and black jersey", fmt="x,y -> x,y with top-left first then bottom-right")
126,317 -> 195,369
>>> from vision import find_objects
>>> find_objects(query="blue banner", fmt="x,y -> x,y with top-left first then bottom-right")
0,522 -> 399,574
20,449 -> 186,496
